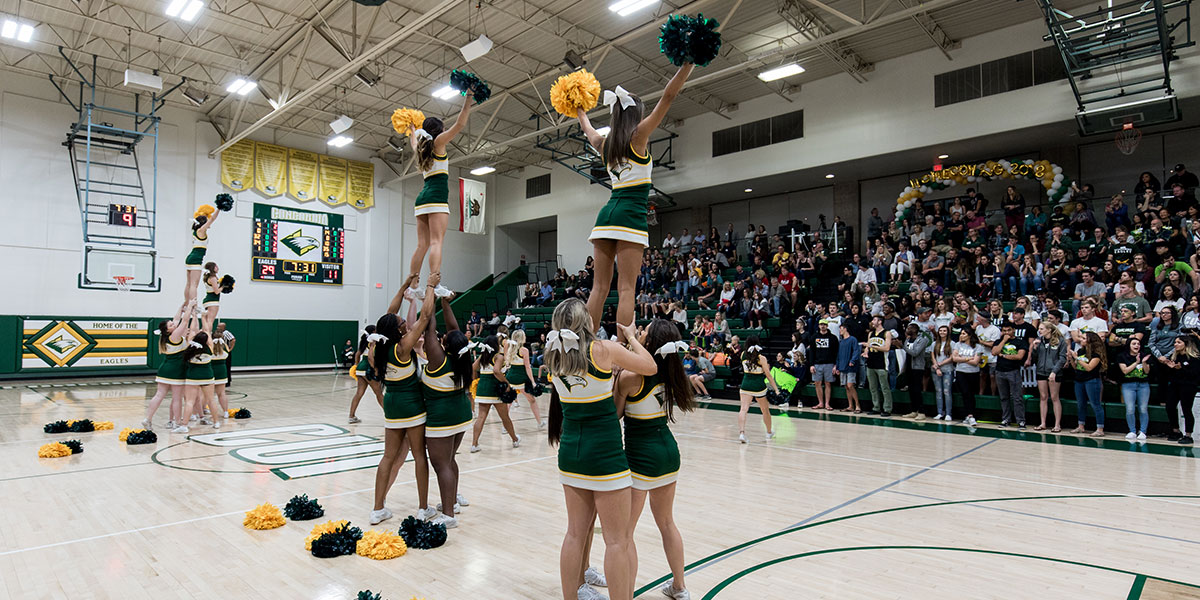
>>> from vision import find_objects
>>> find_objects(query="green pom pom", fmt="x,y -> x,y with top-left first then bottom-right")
283,494 -> 325,521
68,419 -> 95,433
44,420 -> 69,434
310,524 -> 362,558
659,14 -> 723,67
215,193 -> 234,211
472,80 -> 492,104
233,407 -> 251,419
399,515 -> 448,549
62,439 -> 84,454
126,430 -> 158,445
449,70 -> 491,104
357,591 -> 383,600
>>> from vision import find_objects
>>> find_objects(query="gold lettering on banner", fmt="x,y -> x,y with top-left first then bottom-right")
288,149 -> 319,202
220,139 -> 256,191
318,155 -> 348,207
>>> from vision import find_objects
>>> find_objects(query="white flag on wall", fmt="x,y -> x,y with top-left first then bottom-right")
459,178 -> 486,234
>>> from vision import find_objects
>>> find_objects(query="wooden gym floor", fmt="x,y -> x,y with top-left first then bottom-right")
2,373 -> 1199,599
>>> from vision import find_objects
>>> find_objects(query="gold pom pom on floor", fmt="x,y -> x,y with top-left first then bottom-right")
391,108 -> 426,135
550,70 -> 601,117
93,421 -> 115,430
38,442 -> 72,458
305,520 -> 351,551
355,529 -> 408,560
244,503 -> 287,530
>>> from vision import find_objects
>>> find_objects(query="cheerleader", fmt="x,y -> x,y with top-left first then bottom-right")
546,298 -> 656,600
419,291 -> 476,527
348,325 -> 385,424
405,95 -> 474,298
505,329 -> 545,429
576,65 -> 694,336
184,209 -> 219,303
211,330 -> 231,416
468,335 -> 521,452
142,300 -> 191,430
737,336 -> 779,443
199,262 -> 228,334
370,274 -> 438,526
613,319 -> 696,600
173,309 -> 221,433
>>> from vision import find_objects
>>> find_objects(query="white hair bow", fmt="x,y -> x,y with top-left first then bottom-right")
747,345 -> 763,353
656,340 -> 690,357
546,329 -> 581,353
189,341 -> 203,349
507,339 -> 519,346
603,85 -> 635,114
367,333 -> 388,344
414,128 -> 434,142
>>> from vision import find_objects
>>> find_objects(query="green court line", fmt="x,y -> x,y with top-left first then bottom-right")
700,546 -> 1200,599
695,401 -> 1198,458
633,494 -> 1200,597
1127,574 -> 1148,600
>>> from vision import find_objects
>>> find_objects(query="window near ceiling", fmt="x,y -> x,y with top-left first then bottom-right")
936,47 -> 1066,108
711,110 -> 804,158
526,173 -> 550,198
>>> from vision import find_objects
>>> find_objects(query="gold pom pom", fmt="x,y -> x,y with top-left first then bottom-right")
305,520 -> 351,551
93,421 -> 115,430
355,529 -> 408,560
118,428 -> 134,442
194,205 -> 216,220
550,70 -> 602,118
38,442 -> 72,458
244,503 -> 287,530
391,108 -> 426,135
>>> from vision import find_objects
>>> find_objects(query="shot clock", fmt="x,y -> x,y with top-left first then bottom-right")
250,203 -> 344,285
107,204 -> 137,227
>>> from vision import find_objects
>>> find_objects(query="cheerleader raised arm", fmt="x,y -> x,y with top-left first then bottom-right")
184,209 -> 220,303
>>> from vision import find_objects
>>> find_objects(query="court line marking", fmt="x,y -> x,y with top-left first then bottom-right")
0,454 -> 554,557
0,450 -> 230,483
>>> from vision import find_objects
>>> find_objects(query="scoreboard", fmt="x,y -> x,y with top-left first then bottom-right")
251,203 -> 345,285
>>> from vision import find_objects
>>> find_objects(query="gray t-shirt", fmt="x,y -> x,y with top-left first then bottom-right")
1074,281 -> 1107,299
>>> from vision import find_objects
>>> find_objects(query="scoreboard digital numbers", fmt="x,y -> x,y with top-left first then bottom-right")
251,203 -> 345,285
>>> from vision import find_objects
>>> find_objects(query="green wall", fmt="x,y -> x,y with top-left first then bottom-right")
1,315 -> 356,380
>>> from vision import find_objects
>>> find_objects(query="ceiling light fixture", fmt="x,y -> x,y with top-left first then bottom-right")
1,18 -> 35,43
387,135 -> 406,152
432,85 -> 458,100
825,174 -> 835,179
329,115 -> 354,134
327,135 -> 353,148
470,166 -> 497,176
609,0 -> 657,17
354,66 -> 381,87
563,49 -> 586,70
744,188 -> 753,193
460,35 -> 494,62
938,154 -> 950,159
225,78 -> 257,96
165,0 -> 205,21
758,63 -> 805,82
182,86 -> 209,106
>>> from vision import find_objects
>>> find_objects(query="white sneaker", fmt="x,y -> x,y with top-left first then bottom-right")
456,493 -> 469,507
415,506 -> 439,521
1125,431 -> 1136,440
212,420 -> 221,430
512,435 -> 522,448
765,431 -> 775,441
171,425 -> 189,433
538,421 -> 546,430
738,433 -> 747,444
966,416 -> 977,426
348,416 -> 361,424
584,566 -> 607,587
934,414 -> 944,421
407,286 -> 425,300
437,503 -> 462,514
369,508 -> 393,525
660,581 -> 691,600
469,445 -> 481,453
199,417 -> 213,425
165,420 -> 176,430
578,583 -> 608,600
1137,431 -> 1147,441
189,414 -> 198,422
433,284 -> 453,298
140,419 -> 152,431
432,514 -> 458,529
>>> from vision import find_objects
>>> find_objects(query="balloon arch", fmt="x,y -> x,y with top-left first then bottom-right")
894,159 -> 1073,223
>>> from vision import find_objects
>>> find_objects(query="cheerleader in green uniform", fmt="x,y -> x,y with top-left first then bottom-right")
199,262 -> 226,334
142,300 -> 192,430
211,333 -> 230,417
546,298 -> 657,600
173,310 -> 221,433
737,335 -> 779,443
348,325 -> 384,424
504,329 -> 544,429
184,208 -> 219,304
405,95 -> 474,299
419,291 -> 476,528
575,64 -> 693,336
613,319 -> 696,600
468,335 -> 520,453
370,274 -> 438,526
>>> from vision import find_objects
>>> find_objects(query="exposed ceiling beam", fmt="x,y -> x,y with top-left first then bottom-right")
894,0 -> 960,60
805,0 -> 864,26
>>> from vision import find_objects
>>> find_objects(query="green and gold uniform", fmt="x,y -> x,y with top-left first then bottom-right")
201,275 -> 220,310
421,357 -> 473,438
549,342 -> 631,492
185,228 -> 208,270
184,345 -> 214,386
475,358 -> 504,404
623,374 -> 680,490
382,345 -> 426,429
210,339 -> 229,382
740,354 -> 768,397
155,335 -> 188,385
505,347 -> 530,387
589,145 -> 651,247
414,152 -> 450,216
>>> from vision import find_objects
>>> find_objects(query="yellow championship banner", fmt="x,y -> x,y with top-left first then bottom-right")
220,139 -> 255,191
347,160 -> 375,209
288,149 -> 319,202
318,155 -> 348,207
254,142 -> 288,197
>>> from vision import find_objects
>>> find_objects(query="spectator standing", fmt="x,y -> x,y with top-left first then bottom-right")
1117,337 -> 1152,441
863,316 -> 894,417
1031,322 -> 1067,432
1165,163 -> 1200,191
1068,331 -> 1107,437
835,326 -> 861,413
992,321 -> 1029,429
808,320 -> 839,410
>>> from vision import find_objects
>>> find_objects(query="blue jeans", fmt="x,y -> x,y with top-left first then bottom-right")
994,275 -> 1018,297
1074,378 -> 1104,429
1121,381 -> 1150,434
874,266 -> 887,283
1019,274 -> 1042,295
932,367 -> 955,417
674,280 -> 689,299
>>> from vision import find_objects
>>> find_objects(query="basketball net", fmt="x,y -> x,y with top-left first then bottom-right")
1115,122 -> 1141,156
113,276 -> 133,293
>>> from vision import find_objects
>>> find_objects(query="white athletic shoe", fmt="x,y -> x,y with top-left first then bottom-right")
456,493 -> 469,507
189,414 -> 199,422
965,416 -> 978,426
348,416 -> 361,424
140,419 -> 152,431
1137,432 -> 1147,441
212,420 -> 221,430
202,408 -> 211,416
765,431 -> 775,441
165,420 -> 176,430
1125,432 -> 1136,440
578,583 -> 608,600
469,445 -> 481,453
934,414 -> 944,421
369,508 -> 393,525
659,581 -> 691,600
584,566 -> 607,587
512,435 -> 522,448
437,503 -> 462,515
738,433 -> 747,444
415,506 -> 439,521
199,417 -> 213,425
432,514 -> 458,529
433,284 -> 453,298
407,286 -> 426,301
171,425 -> 189,434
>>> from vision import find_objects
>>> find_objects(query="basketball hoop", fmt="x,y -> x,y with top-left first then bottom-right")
113,276 -> 133,293
1115,122 -> 1142,156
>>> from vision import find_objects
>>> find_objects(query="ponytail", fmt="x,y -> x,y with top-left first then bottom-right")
443,330 -> 475,388
183,332 -> 209,362
157,320 -> 171,352
416,117 -> 445,171
645,319 -> 695,421
743,335 -> 763,364
373,313 -> 402,375
548,386 -> 563,446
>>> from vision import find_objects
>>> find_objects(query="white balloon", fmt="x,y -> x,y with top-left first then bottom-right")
1024,159 -> 1034,165
1053,174 -> 1064,182
948,180 -> 957,187
904,199 -> 914,208
1047,189 -> 1056,197
904,186 -> 913,193
919,186 -> 929,193
1051,181 -> 1061,190
1052,166 -> 1063,174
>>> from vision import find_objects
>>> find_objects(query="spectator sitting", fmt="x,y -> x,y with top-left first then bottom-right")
538,281 -> 553,306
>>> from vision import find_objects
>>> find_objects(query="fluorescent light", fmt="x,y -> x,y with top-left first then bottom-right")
470,166 -> 496,176
225,78 -> 257,95
432,85 -> 458,100
179,1 -> 205,22
609,0 -> 657,16
938,154 -> 950,159
327,135 -> 353,148
595,126 -> 611,136
165,0 -> 189,17
0,20 -> 15,39
2,18 -> 35,43
757,63 -> 805,82
744,188 -> 753,193
825,174 -> 835,179
16,22 -> 32,43
330,114 -> 354,134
